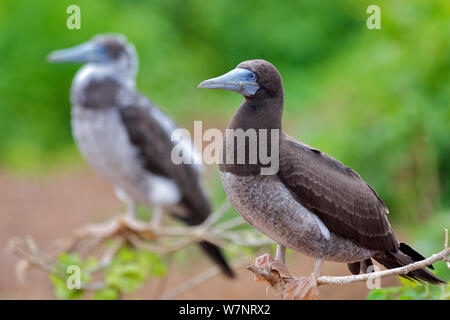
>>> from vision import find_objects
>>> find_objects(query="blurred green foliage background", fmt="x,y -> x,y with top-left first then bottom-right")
0,0 -> 448,230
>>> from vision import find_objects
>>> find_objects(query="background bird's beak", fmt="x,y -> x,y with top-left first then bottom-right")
198,68 -> 259,96
47,41 -> 103,63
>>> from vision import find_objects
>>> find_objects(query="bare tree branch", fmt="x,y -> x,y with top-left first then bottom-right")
157,259 -> 248,300
247,229 -> 449,299
8,199 -> 269,296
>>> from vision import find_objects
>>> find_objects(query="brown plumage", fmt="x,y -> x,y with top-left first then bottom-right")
278,136 -> 397,252
201,59 -> 445,284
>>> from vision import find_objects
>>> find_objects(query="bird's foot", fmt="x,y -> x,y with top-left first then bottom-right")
75,215 -> 157,241
283,272 -> 320,300
255,253 -> 292,279
250,253 -> 321,300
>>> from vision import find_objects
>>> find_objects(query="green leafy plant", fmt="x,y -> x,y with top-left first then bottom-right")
49,246 -> 167,300
49,253 -> 95,300
368,276 -> 449,300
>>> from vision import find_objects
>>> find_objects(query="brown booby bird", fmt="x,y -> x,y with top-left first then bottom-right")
47,34 -> 234,278
198,59 -> 445,288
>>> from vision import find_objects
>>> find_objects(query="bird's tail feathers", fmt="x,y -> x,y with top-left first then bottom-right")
347,258 -> 374,275
373,244 -> 446,285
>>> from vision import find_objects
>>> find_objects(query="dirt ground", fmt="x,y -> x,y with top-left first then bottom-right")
0,168 -> 399,300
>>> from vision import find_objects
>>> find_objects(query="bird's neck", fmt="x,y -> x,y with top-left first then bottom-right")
228,96 -> 284,131
74,56 -> 137,90
71,61 -> 137,110
220,96 -> 284,176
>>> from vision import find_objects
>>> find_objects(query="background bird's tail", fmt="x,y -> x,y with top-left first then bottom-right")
171,210 -> 235,278
198,241 -> 235,278
373,242 -> 446,285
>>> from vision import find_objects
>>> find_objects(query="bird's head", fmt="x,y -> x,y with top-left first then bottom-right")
198,59 -> 283,99
47,34 -> 138,75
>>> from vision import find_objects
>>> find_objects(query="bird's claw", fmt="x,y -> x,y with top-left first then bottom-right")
252,253 -> 321,300
255,253 -> 292,278
75,215 -> 156,241
283,273 -> 320,300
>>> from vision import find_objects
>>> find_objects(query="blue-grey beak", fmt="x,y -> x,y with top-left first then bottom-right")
47,41 -> 105,63
198,68 -> 259,96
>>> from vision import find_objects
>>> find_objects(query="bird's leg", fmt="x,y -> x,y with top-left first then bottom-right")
121,201 -> 160,239
117,203 -> 162,240
75,189 -> 159,242
283,258 -> 322,300
308,258 -> 323,296
114,188 -> 148,229
125,200 -> 136,218
311,258 -> 324,292
271,243 -> 290,275
275,243 -> 286,264
313,258 -> 324,278
254,243 -> 291,279
114,188 -> 136,218
151,207 -> 163,228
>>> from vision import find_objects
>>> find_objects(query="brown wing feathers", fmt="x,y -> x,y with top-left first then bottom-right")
120,102 -> 235,278
119,103 -> 210,222
278,136 -> 398,252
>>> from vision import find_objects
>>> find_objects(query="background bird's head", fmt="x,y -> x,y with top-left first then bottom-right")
47,34 -> 138,78
198,59 -> 284,100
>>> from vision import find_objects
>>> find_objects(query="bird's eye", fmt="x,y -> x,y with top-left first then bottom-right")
249,73 -> 256,80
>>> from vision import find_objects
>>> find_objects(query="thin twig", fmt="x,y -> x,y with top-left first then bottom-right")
213,216 -> 247,234
317,248 -> 449,286
219,232 -> 273,247
85,237 -> 125,273
158,259 -> 248,300
202,200 -> 231,228
8,199 -> 267,297
247,230 -> 449,300
158,266 -> 221,300
8,237 -> 59,275
445,229 -> 449,268
152,256 -> 173,299
83,281 -> 107,290
248,248 -> 449,288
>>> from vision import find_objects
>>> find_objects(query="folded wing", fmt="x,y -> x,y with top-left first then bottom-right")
277,134 -> 398,252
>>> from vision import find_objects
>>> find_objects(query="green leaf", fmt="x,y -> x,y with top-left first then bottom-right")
49,274 -> 84,300
399,277 -> 418,288
367,289 -> 388,300
105,263 -> 145,293
137,250 -> 167,278
93,288 -> 119,300
49,252 -> 96,299
440,289 -> 450,300
136,206 -> 152,222
117,247 -> 137,262
84,257 -> 99,269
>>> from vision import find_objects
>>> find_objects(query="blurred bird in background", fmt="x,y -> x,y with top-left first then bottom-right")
48,34 -> 234,278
